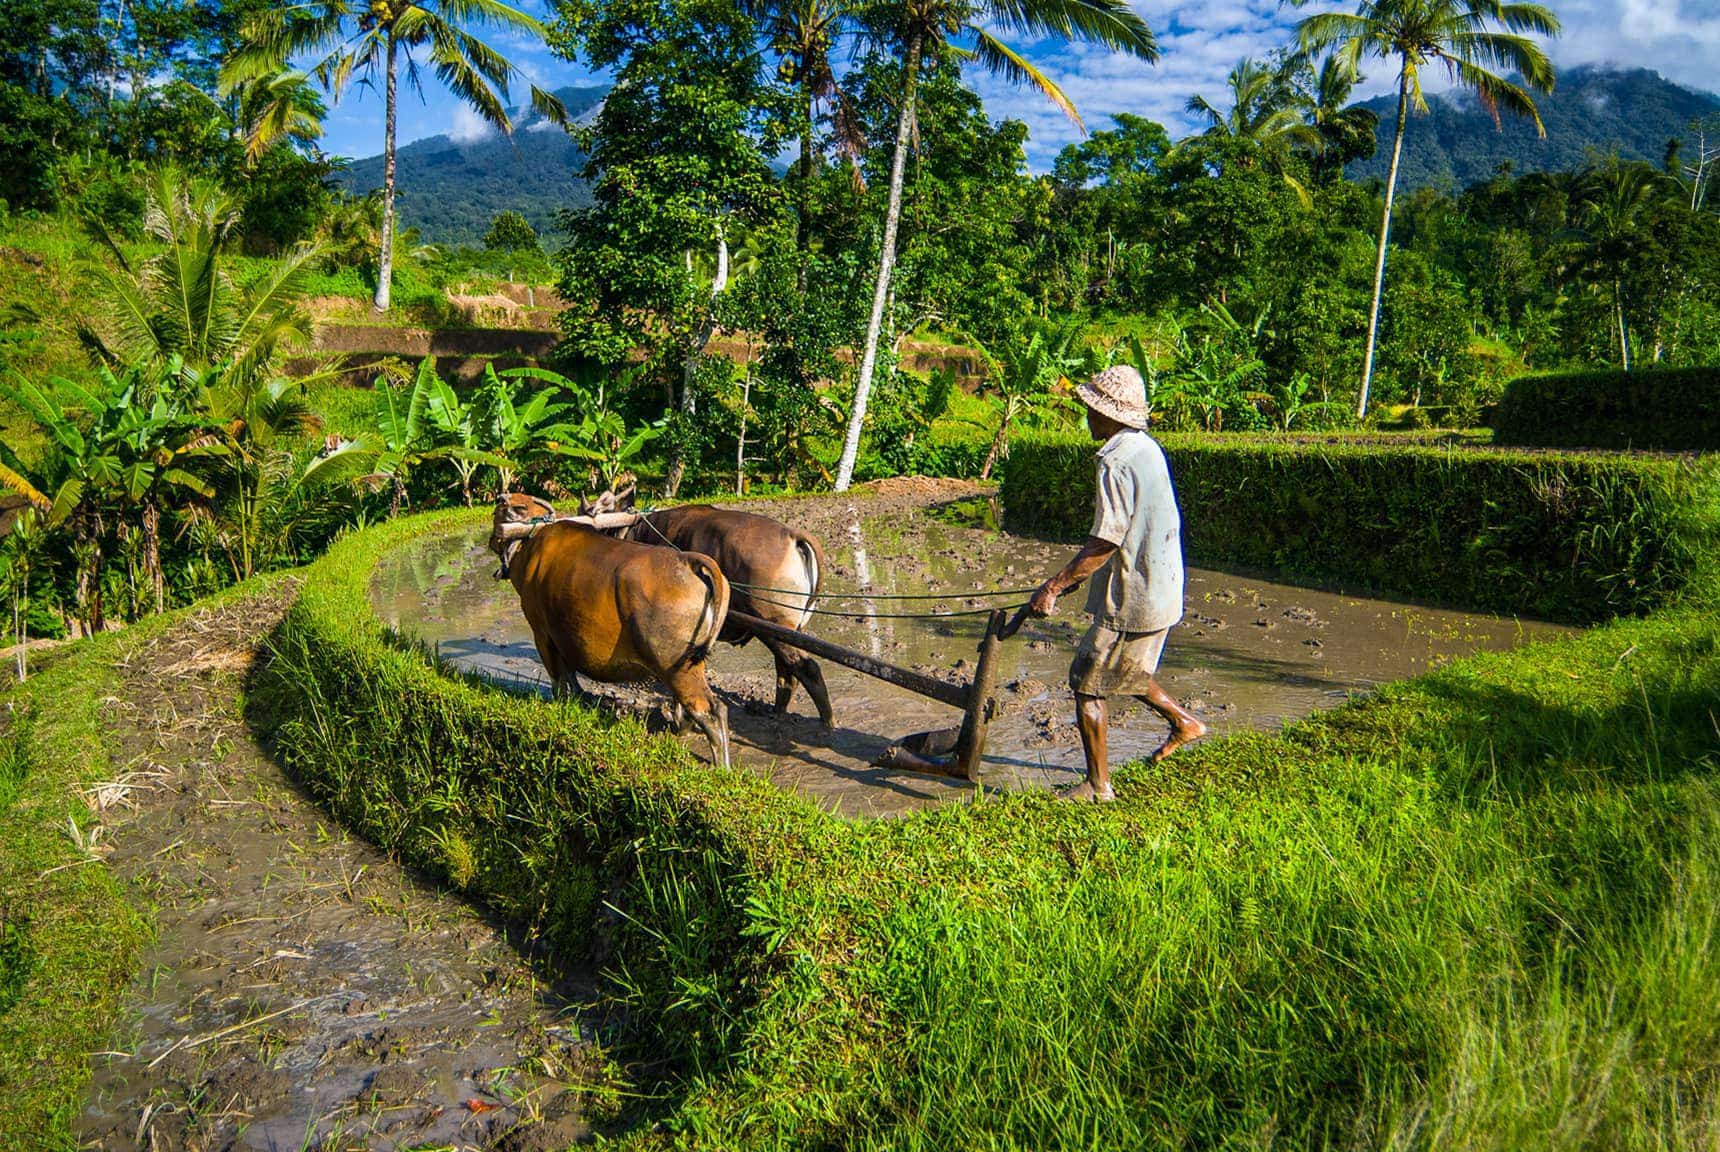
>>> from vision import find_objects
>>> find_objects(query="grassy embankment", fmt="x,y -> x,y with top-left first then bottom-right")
0,582 -> 291,1145
241,435 -> 1720,1149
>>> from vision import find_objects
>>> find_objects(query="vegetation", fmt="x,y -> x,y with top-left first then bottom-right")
1492,365 -> 1720,451
246,443 -> 1720,1146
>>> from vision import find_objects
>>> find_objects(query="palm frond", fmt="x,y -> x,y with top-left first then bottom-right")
971,32 -> 1082,128
982,0 -> 1157,60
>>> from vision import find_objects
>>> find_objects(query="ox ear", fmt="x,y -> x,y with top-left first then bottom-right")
612,475 -> 638,511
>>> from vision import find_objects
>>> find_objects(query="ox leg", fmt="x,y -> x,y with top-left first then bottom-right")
668,668 -> 731,769
758,636 -> 835,727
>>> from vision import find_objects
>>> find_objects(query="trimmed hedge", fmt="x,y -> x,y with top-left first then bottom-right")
1492,365 -> 1720,451
1000,432 -> 1720,624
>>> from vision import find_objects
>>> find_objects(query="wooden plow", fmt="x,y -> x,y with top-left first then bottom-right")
728,603 -> 1031,782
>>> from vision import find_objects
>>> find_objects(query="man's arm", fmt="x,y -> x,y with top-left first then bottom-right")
1027,536 -> 1118,617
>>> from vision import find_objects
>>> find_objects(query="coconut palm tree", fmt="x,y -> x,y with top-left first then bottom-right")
83,168 -> 320,394
1296,0 -> 1560,419
830,0 -> 1158,492
1303,54 -> 1379,181
220,0 -> 569,313
1572,160 -> 1671,371
747,0 -> 864,264
1188,57 -> 1319,160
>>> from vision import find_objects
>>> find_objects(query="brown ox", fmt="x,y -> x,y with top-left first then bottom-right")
588,493 -> 834,726
489,493 -> 733,767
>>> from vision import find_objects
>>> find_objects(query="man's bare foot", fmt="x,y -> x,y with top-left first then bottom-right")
1058,779 -> 1115,803
1149,718 -> 1208,763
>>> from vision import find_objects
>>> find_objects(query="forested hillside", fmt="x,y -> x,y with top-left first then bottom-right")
1348,65 -> 1720,190
336,85 -> 607,244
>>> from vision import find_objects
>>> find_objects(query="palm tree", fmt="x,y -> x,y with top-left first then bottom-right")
748,0 -> 863,268
830,0 -> 1158,492
1296,0 -> 1560,419
1304,55 -> 1379,181
84,168 -> 320,394
1572,161 -> 1670,371
1187,57 -> 1319,160
232,70 -> 329,161
220,0 -> 568,313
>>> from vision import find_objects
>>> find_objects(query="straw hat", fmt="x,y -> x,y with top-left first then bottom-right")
1076,364 -> 1149,429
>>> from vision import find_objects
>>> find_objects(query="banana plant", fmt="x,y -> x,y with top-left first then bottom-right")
484,366 -> 600,493
978,317 -> 1085,480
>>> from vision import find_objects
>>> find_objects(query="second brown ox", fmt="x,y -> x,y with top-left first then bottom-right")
489,493 -> 734,767
589,496 -> 834,727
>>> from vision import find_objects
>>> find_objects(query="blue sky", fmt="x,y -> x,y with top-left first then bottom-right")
317,0 -> 1720,171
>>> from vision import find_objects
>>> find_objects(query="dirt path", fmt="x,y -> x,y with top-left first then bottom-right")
77,589 -> 601,1152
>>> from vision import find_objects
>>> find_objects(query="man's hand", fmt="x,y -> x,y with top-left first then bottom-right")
1028,579 -> 1061,618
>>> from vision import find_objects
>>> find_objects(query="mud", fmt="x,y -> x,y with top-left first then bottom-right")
372,480 -> 1572,818
77,591 -> 605,1151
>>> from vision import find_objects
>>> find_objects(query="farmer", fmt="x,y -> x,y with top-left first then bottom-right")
1026,364 -> 1206,802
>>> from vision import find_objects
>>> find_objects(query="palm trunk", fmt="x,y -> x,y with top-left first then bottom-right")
373,35 -> 398,314
13,571 -> 26,683
1357,70 -> 1410,421
833,30 -> 923,493
736,366 -> 751,496
979,400 -> 1014,482
1615,281 -> 1630,371
797,90 -> 815,295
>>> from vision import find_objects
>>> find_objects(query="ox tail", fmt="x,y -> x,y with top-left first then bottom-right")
685,552 -> 731,663
792,533 -> 823,631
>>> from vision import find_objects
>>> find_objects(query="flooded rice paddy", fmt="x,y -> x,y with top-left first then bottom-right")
373,485 -> 1571,817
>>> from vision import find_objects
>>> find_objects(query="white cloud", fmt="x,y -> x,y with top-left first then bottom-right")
447,102 -> 498,144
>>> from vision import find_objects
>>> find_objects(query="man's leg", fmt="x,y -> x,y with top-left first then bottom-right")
1069,692 -> 1114,801
1136,677 -> 1207,762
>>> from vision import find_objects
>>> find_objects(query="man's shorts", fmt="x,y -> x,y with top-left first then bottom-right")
1069,623 -> 1169,698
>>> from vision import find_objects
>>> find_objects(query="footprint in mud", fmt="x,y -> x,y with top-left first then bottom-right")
1282,605 -> 1322,626
1252,618 -> 1278,630
1212,589 -> 1238,604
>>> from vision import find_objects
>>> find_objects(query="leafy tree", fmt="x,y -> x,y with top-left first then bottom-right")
1296,0 -> 1560,418
830,0 -> 1159,491
483,210 -> 540,253
551,0 -> 778,495
222,0 -> 568,312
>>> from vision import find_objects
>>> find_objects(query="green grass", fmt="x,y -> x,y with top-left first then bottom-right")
0,637 -> 151,1146
249,461 -> 1720,1149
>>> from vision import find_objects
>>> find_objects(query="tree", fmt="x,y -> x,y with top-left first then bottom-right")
747,0 -> 861,272
1187,57 -> 1318,162
1572,160 -> 1671,371
1296,0 -> 1559,419
1301,54 -> 1378,182
222,0 -> 568,313
484,210 -> 540,253
551,0 -> 777,496
830,0 -> 1158,491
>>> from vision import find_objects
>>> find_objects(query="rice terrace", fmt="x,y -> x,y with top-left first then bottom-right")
1,0 -> 1719,1146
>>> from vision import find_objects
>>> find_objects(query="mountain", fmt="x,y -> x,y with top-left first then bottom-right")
1345,65 -> 1720,192
336,85 -> 608,246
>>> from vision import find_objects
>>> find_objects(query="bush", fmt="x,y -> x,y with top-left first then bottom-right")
1491,366 -> 1720,451
249,487 -> 1720,1150
999,433 -> 1720,624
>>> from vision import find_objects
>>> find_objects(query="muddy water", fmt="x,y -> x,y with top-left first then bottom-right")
78,593 -> 599,1152
372,492 -> 1570,818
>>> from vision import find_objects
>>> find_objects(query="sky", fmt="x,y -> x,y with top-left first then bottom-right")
318,0 -> 1720,171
